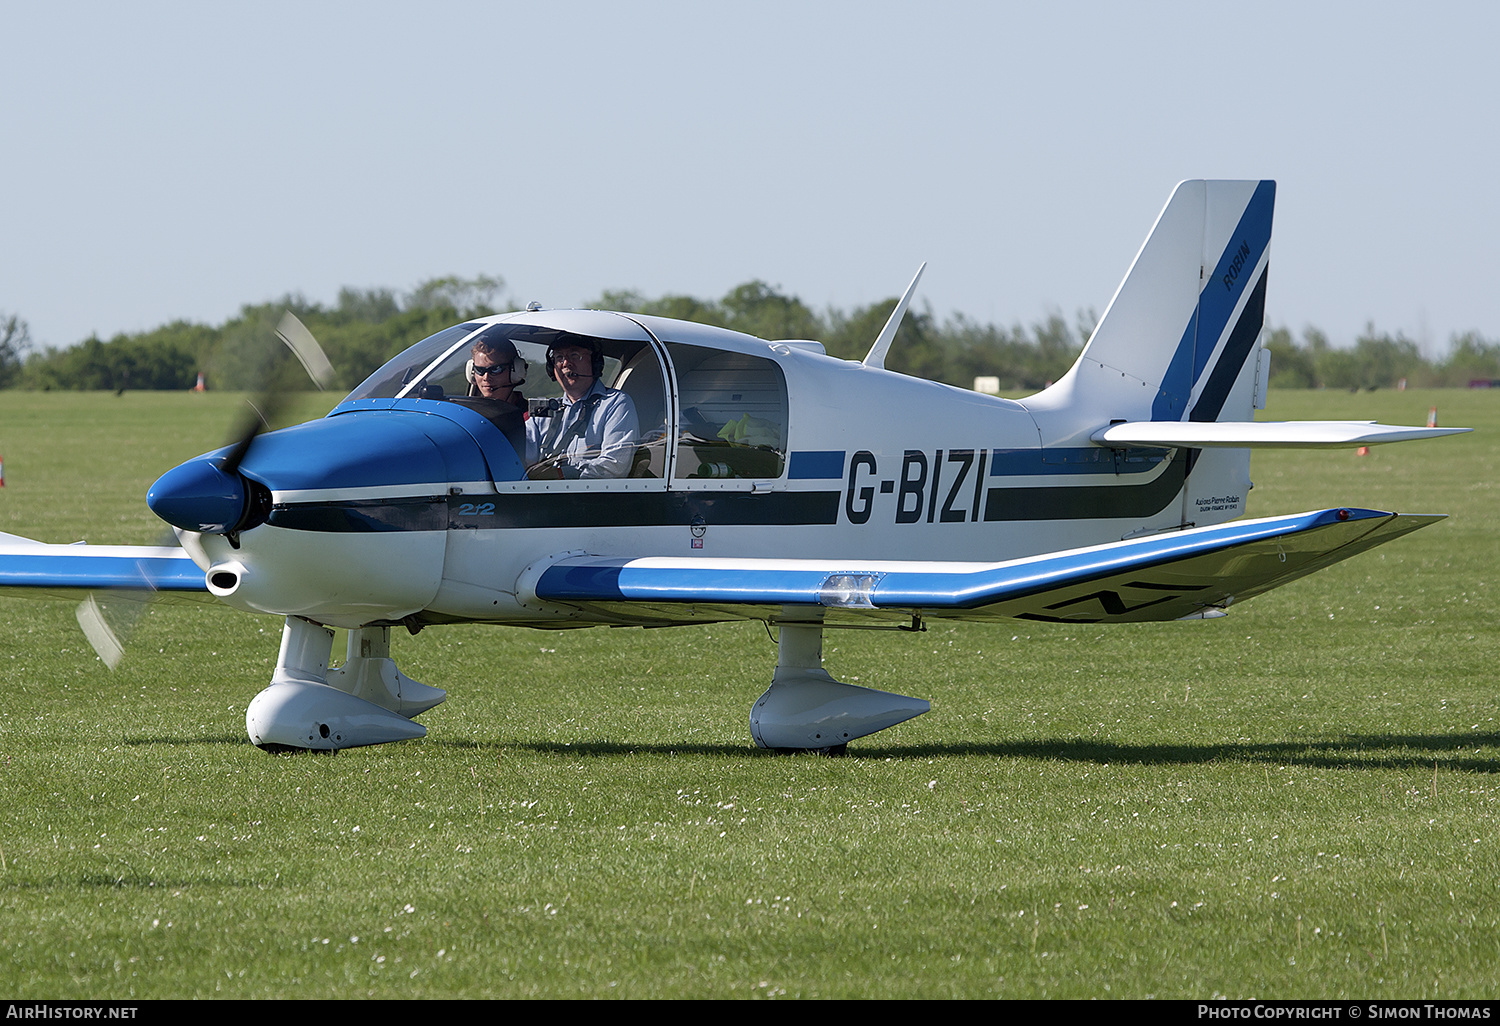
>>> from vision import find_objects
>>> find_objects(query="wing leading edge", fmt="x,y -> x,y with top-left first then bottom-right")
532,508 -> 1444,625
0,533 -> 209,602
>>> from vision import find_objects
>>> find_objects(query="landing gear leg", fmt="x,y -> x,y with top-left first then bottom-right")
325,626 -> 446,718
749,610 -> 929,752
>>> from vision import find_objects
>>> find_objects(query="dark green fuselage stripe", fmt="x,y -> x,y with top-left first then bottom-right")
268,491 -> 843,533
983,459 -> 1186,521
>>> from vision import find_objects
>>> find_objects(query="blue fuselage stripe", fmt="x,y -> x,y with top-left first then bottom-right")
788,451 -> 846,479
988,447 -> 1169,476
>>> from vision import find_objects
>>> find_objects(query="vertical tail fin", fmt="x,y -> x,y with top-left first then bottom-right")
1022,180 -> 1276,533
1026,180 -> 1276,433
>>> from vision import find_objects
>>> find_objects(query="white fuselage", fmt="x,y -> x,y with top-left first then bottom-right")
189,309 -> 1255,631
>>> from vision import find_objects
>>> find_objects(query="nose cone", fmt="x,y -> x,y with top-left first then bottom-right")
148,458 -> 249,533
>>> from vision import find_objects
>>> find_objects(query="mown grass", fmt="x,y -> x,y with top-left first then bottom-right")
0,388 -> 1494,999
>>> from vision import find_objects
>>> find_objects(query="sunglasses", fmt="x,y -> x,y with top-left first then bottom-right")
472,364 -> 509,377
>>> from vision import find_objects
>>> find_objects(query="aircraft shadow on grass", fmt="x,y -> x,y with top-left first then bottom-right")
446,733 -> 1500,773
116,731 -> 1500,773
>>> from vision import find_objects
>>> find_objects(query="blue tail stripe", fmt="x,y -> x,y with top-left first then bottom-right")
1151,180 -> 1276,421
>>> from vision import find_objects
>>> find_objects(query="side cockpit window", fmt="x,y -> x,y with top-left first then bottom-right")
612,348 -> 670,478
667,343 -> 789,480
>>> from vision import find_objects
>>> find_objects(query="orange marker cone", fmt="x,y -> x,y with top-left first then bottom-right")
1427,407 -> 1438,428
1356,446 -> 1369,457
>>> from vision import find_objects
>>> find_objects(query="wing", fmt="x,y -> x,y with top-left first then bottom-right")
0,532 -> 209,602
524,508 -> 1444,625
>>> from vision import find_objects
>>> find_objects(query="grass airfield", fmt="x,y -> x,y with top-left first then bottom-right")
0,387 -> 1495,999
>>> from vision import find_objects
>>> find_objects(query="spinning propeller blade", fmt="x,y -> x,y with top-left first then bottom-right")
220,313 -> 333,476
275,311 -> 335,390
71,523 -> 183,670
84,312 -> 334,669
76,594 -> 129,671
75,580 -> 156,670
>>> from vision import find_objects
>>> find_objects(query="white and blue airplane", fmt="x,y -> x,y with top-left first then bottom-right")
0,180 -> 1470,753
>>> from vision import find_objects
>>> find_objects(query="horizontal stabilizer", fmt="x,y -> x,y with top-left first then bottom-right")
1091,421 -> 1471,449
534,508 -> 1445,625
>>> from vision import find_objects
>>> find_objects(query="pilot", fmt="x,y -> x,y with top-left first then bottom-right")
525,338 -> 638,479
469,336 -> 527,410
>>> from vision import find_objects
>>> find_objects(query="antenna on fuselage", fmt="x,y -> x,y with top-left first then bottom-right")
862,262 -> 926,371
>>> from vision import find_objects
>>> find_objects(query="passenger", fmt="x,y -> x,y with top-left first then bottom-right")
469,337 -> 527,410
526,338 -> 638,479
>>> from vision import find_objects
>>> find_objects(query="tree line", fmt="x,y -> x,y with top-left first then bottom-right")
1262,325 -> 1500,389
2,275 -> 1497,393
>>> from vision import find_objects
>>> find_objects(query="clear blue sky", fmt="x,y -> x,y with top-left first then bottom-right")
3,1 -> 1497,358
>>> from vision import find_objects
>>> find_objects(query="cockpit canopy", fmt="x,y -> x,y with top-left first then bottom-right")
342,315 -> 792,483
344,321 -> 638,405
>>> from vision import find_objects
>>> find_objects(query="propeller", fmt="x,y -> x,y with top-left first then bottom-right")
79,312 -> 334,670
76,579 -> 157,671
221,312 -> 335,475
148,313 -> 333,535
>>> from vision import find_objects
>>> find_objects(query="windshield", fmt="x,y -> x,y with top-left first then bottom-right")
342,322 -> 483,402
393,324 -> 631,403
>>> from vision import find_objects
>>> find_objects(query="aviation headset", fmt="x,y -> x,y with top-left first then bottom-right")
465,337 -> 528,390
545,337 -> 605,382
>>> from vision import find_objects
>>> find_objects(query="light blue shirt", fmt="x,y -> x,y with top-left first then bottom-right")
525,380 -> 639,479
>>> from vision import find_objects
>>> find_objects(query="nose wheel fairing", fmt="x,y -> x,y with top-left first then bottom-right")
246,617 -> 446,752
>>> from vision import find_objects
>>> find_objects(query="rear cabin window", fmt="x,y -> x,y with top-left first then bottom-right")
667,343 -> 789,480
